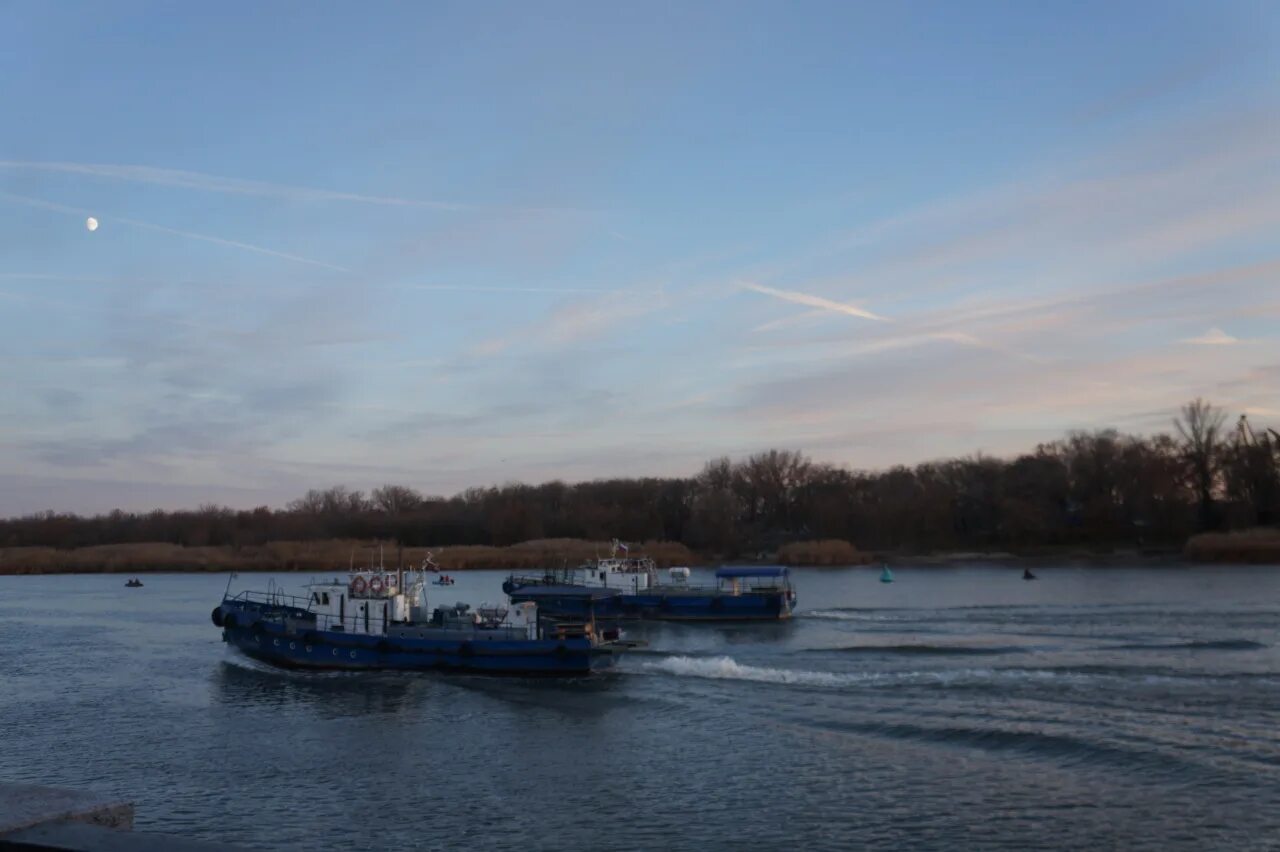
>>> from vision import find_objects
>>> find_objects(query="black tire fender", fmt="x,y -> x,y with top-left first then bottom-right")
211,607 -> 224,627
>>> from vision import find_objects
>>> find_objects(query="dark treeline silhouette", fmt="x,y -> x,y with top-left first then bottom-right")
3,400 -> 1277,556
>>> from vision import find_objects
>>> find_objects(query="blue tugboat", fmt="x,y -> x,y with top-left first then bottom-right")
503,544 -> 796,622
212,559 -> 636,676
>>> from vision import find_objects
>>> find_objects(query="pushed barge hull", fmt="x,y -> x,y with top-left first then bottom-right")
504,565 -> 796,622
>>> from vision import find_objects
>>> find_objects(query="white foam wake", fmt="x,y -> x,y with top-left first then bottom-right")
803,609 -> 894,621
643,655 -> 863,687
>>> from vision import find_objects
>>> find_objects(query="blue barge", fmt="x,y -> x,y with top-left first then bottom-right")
504,551 -> 796,622
212,563 -> 635,676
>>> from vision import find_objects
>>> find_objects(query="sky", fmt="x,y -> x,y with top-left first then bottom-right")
1,0 -> 1277,515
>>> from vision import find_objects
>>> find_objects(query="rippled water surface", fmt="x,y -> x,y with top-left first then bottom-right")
3,565 -> 1280,850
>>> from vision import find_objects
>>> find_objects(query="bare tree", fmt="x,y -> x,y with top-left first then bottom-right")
288,486 -> 368,515
1175,398 -> 1227,530
371,485 -> 425,515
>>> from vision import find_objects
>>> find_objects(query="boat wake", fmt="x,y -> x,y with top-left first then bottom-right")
803,609 -> 899,622
643,655 -> 864,687
640,655 -> 1280,691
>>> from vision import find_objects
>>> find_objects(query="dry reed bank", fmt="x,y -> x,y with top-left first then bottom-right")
1184,529 -> 1280,563
0,538 -> 698,575
776,539 -> 875,566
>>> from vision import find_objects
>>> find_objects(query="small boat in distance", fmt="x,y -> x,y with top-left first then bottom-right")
432,576 -> 456,586
125,578 -> 143,588
879,565 -> 894,583
1023,569 -> 1037,580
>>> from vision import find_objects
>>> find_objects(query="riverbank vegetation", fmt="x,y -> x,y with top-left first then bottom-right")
1,399 -> 1277,570
776,540 -> 873,566
0,539 -> 697,575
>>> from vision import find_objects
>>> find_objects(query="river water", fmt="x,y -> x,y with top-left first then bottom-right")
2,564 -> 1279,850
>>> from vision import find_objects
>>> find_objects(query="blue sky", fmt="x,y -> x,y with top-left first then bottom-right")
1,1 -> 1277,514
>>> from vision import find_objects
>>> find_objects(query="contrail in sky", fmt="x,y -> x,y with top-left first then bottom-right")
0,191 -> 350,271
406,284 -> 660,295
0,161 -> 466,211
741,281 -> 888,321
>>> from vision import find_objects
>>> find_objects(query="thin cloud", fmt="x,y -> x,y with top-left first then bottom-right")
0,160 -> 467,211
116,217 -> 350,272
740,281 -> 888,322
406,284 -> 657,295
0,273 -> 115,283
0,191 -> 349,272
466,288 -> 669,357
752,309 -> 828,333
1182,327 -> 1239,345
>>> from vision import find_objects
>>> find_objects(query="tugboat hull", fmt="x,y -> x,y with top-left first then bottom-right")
216,604 -> 616,677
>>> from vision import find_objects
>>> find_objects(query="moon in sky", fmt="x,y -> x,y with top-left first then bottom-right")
86,217 -> 99,232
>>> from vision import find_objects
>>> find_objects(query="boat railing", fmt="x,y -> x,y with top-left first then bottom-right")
224,589 -> 313,612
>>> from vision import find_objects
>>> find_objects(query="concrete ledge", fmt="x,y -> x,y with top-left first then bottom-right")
0,785 -> 132,835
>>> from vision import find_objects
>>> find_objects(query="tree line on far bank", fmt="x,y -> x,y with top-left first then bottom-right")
2,400 -> 1277,558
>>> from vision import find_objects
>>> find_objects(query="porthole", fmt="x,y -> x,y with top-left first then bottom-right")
349,650 -> 357,659
273,638 -> 280,647
332,648 -> 339,656
289,642 -> 296,650
305,645 -> 312,653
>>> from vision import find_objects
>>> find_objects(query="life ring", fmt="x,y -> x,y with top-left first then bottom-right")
369,576 -> 384,595
350,575 -> 368,595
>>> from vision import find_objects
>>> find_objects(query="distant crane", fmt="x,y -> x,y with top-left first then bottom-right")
1234,414 -> 1280,526
1236,414 -> 1280,448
